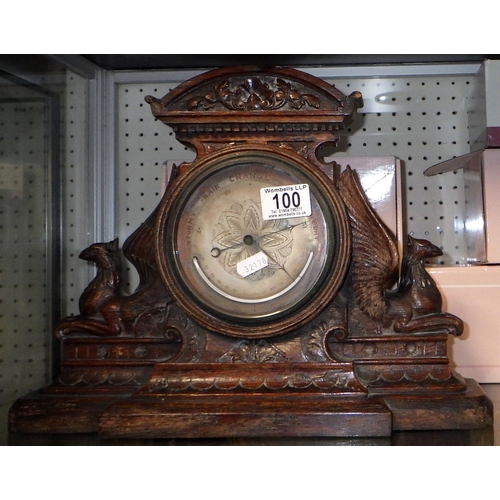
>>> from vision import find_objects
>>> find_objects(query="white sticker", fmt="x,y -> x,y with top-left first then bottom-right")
237,251 -> 269,278
260,184 -> 311,220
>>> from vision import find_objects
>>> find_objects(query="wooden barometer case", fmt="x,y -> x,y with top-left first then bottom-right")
9,66 -> 493,439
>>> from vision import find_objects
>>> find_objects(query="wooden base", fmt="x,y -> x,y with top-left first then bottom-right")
9,378 -> 492,439
384,378 -> 494,431
99,396 -> 392,438
8,390 -> 130,435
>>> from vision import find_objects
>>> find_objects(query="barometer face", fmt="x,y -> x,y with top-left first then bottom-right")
156,146 -> 350,338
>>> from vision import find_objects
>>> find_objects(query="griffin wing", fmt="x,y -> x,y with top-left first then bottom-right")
338,166 -> 400,322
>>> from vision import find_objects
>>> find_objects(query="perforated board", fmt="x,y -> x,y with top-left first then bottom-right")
61,71 -> 94,317
115,81 -> 196,291
324,75 -> 472,266
113,68 -> 476,290
0,87 -> 51,406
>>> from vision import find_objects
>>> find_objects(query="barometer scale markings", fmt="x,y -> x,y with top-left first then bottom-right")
192,252 -> 314,303
210,221 -> 306,258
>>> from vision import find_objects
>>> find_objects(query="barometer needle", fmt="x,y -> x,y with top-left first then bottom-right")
210,242 -> 245,257
257,247 -> 295,282
211,221 -> 306,258
255,221 -> 305,242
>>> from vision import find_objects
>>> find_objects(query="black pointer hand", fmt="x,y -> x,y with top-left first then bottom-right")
255,221 -> 305,243
211,221 -> 305,258
210,242 -> 245,258
257,246 -> 295,282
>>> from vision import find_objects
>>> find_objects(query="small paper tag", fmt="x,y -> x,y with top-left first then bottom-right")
237,251 -> 269,278
260,184 -> 311,220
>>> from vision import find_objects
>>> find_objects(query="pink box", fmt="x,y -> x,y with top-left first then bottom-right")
335,156 -> 404,249
425,149 -> 500,264
430,265 -> 500,382
482,150 -> 500,263
426,149 -> 500,381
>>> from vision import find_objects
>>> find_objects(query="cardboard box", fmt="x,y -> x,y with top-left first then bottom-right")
430,265 -> 500,382
425,149 -> 500,264
335,156 -> 404,252
425,149 -> 500,381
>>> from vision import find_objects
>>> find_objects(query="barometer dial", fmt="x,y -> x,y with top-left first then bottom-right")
156,146 -> 350,338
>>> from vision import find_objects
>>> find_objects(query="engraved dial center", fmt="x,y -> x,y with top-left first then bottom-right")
243,235 -> 254,245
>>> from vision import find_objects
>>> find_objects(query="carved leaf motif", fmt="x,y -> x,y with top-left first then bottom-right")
250,97 -> 264,110
218,340 -> 287,363
189,77 -> 323,111
186,97 -> 204,109
303,94 -> 321,108
275,79 -> 292,107
187,91 -> 218,110
204,91 -> 217,103
288,89 -> 302,101
276,78 -> 291,91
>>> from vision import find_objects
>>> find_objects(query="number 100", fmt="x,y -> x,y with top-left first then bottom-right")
272,192 -> 301,210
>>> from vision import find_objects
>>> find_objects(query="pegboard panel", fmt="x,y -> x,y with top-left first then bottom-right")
324,75 -> 473,265
115,69 -> 476,292
116,82 -> 196,292
0,82 -> 52,405
61,71 -> 94,317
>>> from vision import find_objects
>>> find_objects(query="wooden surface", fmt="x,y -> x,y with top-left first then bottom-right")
7,383 -> 499,446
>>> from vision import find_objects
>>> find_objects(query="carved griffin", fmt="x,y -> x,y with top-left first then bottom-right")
338,166 -> 463,337
55,197 -> 175,339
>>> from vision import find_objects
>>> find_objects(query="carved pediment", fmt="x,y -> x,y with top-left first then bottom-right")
186,76 -> 322,112
147,66 -> 362,116
145,66 -> 363,164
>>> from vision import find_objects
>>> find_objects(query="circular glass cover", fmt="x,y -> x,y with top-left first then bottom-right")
157,147 -> 350,337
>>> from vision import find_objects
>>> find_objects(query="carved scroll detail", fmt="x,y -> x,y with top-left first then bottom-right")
188,77 -> 321,111
354,363 -> 466,391
147,369 -> 361,393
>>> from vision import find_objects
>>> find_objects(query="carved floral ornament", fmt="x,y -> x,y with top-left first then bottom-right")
186,77 -> 323,111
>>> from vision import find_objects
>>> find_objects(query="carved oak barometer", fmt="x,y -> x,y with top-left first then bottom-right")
156,145 -> 351,338
9,66 -> 493,440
